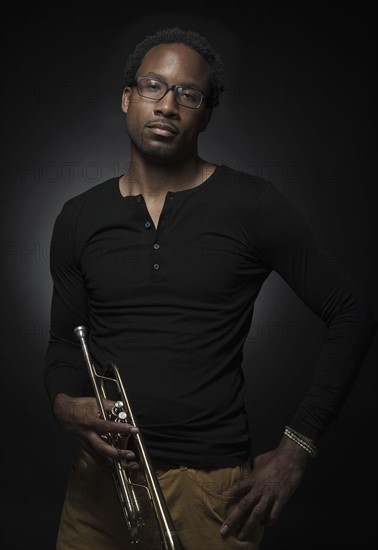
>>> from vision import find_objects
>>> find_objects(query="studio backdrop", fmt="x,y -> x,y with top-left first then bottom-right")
1,3 -> 377,549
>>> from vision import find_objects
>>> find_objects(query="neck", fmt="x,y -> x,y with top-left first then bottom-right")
119,154 -> 215,198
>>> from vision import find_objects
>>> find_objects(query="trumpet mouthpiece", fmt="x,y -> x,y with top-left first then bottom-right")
74,325 -> 87,340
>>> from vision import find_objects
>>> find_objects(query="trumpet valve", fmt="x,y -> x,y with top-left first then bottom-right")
115,411 -> 127,423
114,400 -> 124,411
111,401 -> 128,423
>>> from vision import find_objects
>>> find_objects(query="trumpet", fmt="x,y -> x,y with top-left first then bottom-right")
74,325 -> 183,549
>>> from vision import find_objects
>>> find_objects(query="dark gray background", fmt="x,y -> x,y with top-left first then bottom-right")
1,2 -> 377,549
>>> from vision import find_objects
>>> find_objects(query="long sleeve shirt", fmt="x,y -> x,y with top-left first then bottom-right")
44,164 -> 377,467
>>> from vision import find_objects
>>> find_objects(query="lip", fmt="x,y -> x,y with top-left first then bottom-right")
146,122 -> 179,137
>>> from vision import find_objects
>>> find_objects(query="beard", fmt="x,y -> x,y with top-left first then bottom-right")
140,141 -> 178,161
128,123 -> 185,162
139,135 -> 182,161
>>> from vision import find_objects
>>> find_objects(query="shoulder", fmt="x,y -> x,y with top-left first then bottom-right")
218,164 -> 301,210
212,165 -> 278,216
216,164 -> 313,238
58,177 -> 119,217
51,177 -> 119,242
216,164 -> 273,198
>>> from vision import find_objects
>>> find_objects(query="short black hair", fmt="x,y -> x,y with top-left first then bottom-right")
123,26 -> 224,109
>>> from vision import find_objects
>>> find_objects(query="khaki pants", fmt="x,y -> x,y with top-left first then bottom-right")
57,448 -> 264,550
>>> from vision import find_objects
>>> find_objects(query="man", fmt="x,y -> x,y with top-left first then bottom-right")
44,27 -> 377,549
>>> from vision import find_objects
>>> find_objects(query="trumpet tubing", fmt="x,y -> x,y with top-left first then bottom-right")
74,325 -> 183,549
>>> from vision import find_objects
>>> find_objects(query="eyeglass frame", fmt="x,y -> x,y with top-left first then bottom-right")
133,76 -> 206,109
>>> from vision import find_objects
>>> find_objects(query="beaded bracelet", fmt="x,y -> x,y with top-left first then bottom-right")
284,426 -> 318,457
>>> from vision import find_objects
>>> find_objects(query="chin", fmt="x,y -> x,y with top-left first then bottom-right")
141,143 -> 179,162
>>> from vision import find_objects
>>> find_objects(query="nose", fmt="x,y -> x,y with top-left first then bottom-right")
154,89 -> 179,117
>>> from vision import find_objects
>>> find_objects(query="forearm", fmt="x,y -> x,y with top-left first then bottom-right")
290,295 -> 377,440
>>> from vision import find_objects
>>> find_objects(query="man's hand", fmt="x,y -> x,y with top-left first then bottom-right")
220,435 -> 312,541
53,393 -> 139,469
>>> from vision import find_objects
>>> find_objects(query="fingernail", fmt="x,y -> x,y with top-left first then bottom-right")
130,427 -> 139,433
220,525 -> 229,536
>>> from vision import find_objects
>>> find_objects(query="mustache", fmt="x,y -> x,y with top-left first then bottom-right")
145,119 -> 179,134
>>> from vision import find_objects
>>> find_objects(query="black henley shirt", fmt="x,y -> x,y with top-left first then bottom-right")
44,164 -> 377,467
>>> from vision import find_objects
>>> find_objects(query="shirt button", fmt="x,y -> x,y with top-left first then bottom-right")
136,196 -> 142,203
153,263 -> 160,270
144,221 -> 151,229
153,243 -> 160,250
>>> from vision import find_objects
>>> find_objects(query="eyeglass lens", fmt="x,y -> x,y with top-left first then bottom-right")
137,78 -> 203,108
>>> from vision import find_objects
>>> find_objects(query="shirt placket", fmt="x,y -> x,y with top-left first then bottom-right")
135,192 -> 175,282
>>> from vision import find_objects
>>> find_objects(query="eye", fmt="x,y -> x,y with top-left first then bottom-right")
176,87 -> 201,105
146,79 -> 163,92
182,91 -> 195,99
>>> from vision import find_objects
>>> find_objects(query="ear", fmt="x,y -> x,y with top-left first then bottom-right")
121,87 -> 132,113
200,108 -> 213,132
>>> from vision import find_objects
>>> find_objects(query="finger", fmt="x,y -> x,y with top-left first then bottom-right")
79,398 -> 131,424
78,441 -> 114,469
113,446 -> 140,470
88,453 -> 139,471
89,432 -> 137,462
221,478 -> 253,499
237,495 -> 274,540
261,499 -> 283,527
220,492 -> 261,537
109,447 -> 140,471
89,417 -> 139,435
102,398 -> 120,409
95,445 -> 140,471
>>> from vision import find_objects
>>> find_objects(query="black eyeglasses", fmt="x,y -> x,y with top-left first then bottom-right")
135,76 -> 205,109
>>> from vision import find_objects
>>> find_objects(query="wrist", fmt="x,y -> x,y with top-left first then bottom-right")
283,425 -> 318,458
277,434 -> 312,465
52,393 -> 74,419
